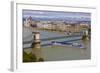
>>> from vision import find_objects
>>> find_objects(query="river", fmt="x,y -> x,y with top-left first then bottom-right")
23,27 -> 91,61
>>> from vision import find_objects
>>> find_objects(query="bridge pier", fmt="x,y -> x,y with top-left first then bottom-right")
31,32 -> 44,61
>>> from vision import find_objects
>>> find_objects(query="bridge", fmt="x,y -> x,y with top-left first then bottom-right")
23,34 -> 82,44
23,33 -> 82,49
23,26 -> 88,49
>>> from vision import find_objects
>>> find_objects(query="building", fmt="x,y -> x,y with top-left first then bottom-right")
24,16 -> 33,27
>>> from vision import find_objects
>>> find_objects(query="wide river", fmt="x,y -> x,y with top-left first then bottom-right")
23,27 -> 91,61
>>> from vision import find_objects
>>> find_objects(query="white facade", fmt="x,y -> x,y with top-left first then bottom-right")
24,18 -> 30,27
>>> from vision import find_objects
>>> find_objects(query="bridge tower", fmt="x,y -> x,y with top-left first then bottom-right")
31,32 -> 44,61
32,32 -> 40,48
82,29 -> 89,40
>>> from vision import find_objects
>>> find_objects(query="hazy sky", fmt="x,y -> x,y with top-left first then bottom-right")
23,10 -> 91,21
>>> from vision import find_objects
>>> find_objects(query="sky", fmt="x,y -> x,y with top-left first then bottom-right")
23,10 -> 91,22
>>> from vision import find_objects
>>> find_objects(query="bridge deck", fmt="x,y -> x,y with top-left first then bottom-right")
23,38 -> 81,49
23,34 -> 82,44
